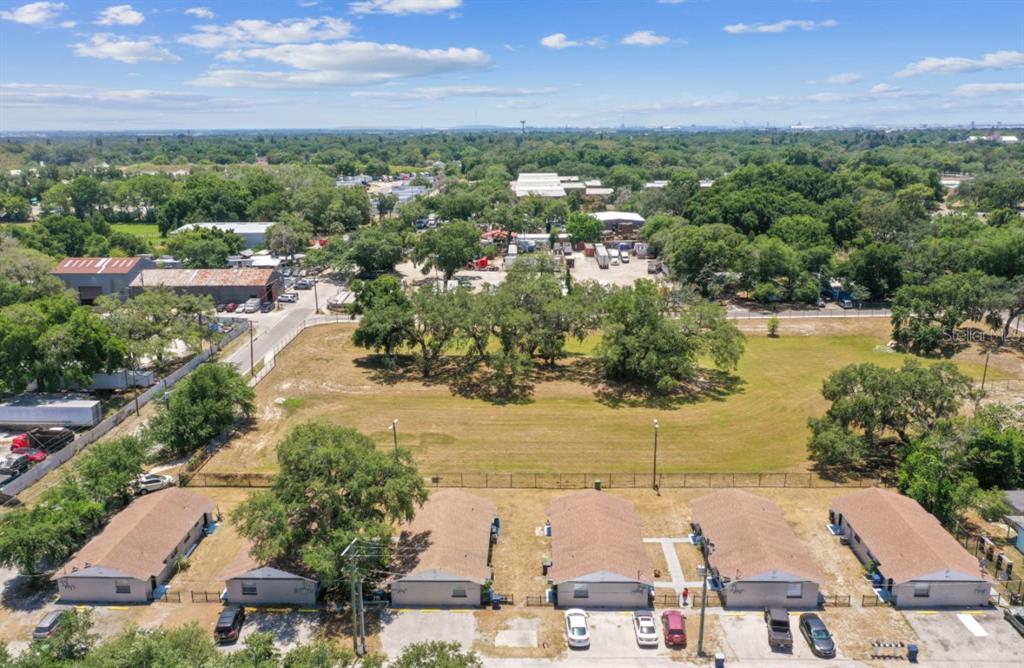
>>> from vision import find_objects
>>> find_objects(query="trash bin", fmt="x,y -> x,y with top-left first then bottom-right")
492,595 -> 501,611
594,479 -> 601,490
714,652 -> 725,667
907,644 -> 918,663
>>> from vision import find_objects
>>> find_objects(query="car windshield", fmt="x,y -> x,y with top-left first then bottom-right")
811,629 -> 831,640
639,622 -> 655,634
569,625 -> 586,636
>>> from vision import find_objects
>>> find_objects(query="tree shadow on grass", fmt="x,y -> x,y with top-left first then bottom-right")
1,574 -> 54,612
593,368 -> 747,410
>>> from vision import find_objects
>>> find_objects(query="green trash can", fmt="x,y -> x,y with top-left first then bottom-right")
594,479 -> 602,490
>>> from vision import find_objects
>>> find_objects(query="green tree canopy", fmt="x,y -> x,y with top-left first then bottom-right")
231,422 -> 428,588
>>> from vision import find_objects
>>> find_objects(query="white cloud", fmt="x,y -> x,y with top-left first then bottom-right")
540,33 -> 603,49
622,30 -> 670,47
0,83 -> 268,114
870,83 -> 901,94
724,19 -> 837,34
349,0 -> 461,15
351,85 -> 557,100
657,0 -> 688,4
72,34 -> 180,64
189,40 -> 490,88
59,19 -> 75,28
0,2 -> 65,25
821,72 -> 863,85
184,7 -> 215,19
96,4 -> 144,26
952,82 -> 1024,97
179,17 -> 354,50
896,50 -> 1024,77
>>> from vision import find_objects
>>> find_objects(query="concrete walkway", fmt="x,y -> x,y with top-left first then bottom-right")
643,538 -> 689,593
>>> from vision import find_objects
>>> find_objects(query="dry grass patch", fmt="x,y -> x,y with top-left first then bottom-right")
473,608 -> 566,659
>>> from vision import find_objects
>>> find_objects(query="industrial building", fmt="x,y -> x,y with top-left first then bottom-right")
831,488 -> 992,608
171,222 -> 275,249
129,267 -> 281,304
51,256 -> 155,304
390,489 -> 498,607
546,490 -> 654,608
692,489 -> 824,609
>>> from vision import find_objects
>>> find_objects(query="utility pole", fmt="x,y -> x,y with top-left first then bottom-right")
341,540 -> 367,657
981,349 -> 991,393
249,323 -> 254,377
312,278 -> 319,314
390,418 -> 399,453
697,539 -> 715,657
651,419 -> 660,492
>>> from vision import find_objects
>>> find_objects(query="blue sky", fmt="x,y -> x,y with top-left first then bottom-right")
0,0 -> 1021,130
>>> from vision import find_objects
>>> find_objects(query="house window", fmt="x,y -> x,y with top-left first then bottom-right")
786,583 -> 803,598
115,582 -> 131,594
451,586 -> 467,598
573,584 -> 589,599
913,583 -> 930,598
242,583 -> 258,596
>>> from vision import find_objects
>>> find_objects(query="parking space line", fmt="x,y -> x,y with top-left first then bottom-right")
106,606 -> 130,611
957,613 -> 988,637
914,611 -> 938,615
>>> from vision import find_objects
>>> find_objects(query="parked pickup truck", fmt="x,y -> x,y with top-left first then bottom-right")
764,607 -> 793,651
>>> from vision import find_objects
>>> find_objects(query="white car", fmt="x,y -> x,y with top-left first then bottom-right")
134,473 -> 175,495
633,611 -> 659,647
278,292 -> 298,303
565,608 -> 590,649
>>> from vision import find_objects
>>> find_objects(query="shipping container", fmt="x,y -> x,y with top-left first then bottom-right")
595,244 -> 610,269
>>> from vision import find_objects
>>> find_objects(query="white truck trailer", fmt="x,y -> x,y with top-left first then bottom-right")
595,243 -> 610,269
0,394 -> 102,428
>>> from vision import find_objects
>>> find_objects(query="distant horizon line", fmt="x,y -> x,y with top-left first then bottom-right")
2,122 -> 1021,137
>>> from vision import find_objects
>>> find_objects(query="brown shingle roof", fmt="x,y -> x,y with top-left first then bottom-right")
52,256 -> 145,275
130,268 -> 276,289
692,489 -> 823,584
547,490 -> 653,585
53,488 -> 214,582
831,488 -> 988,584
393,489 -> 496,584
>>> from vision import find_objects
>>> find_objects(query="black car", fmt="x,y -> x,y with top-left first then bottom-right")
799,613 -> 836,658
260,301 -> 275,313
214,606 -> 245,644
0,454 -> 31,477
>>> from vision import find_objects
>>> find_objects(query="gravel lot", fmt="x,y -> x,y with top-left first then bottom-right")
904,610 -> 1024,665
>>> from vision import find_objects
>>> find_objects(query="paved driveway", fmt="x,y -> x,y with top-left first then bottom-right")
903,610 -> 1024,665
379,609 -> 477,659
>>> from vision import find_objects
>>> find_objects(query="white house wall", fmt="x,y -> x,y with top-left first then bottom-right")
555,581 -> 649,609
225,577 -> 317,607
721,579 -> 820,609
391,580 -> 482,608
56,576 -> 150,604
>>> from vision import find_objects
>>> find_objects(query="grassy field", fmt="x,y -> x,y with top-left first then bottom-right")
110,222 -> 163,243
201,318 -> 1019,476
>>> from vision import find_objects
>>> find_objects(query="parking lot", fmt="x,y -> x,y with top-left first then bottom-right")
904,610 -> 1024,664
379,609 -> 477,658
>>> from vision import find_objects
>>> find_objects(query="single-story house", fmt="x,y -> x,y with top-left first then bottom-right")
589,211 -> 646,231
171,222 -> 275,249
51,256 -> 155,304
692,489 -> 823,609
129,267 -> 281,304
547,490 -> 654,608
831,488 -> 992,608
52,488 -> 214,603
390,489 -> 498,607
221,542 -> 318,607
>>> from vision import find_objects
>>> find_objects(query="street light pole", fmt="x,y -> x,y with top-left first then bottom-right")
249,322 -> 254,378
390,419 -> 398,452
313,278 -> 319,314
697,539 -> 714,657
651,419 -> 660,492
